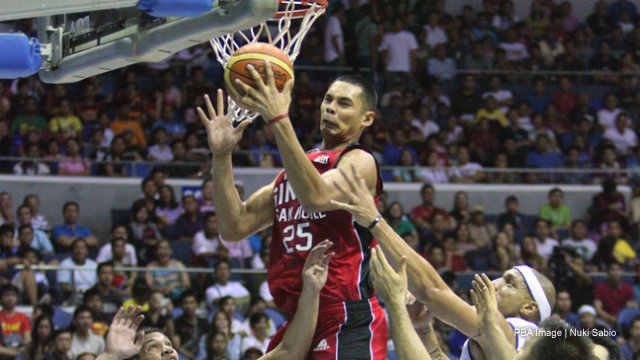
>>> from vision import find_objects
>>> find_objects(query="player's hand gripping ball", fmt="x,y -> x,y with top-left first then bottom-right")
224,43 -> 294,108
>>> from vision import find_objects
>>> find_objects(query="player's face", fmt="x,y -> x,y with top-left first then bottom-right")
320,81 -> 372,143
140,332 -> 178,360
491,269 -> 531,318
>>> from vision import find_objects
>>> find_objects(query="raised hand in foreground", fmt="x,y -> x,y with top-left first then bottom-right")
103,306 -> 145,360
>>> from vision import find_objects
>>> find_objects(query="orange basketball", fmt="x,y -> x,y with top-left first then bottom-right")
224,43 -> 294,106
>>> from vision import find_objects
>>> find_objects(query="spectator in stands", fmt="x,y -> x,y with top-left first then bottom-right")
218,296 -> 247,335
492,0 -> 519,33
145,238 -> 190,302
166,140 -> 201,178
590,179 -> 627,232
524,77 -> 552,114
123,278 -> 151,312
483,75 -> 513,115
539,188 -> 571,231
0,285 -> 31,349
205,258 -> 250,308
519,235 -> 546,271
526,134 -> 563,174
44,329 -> 72,360
13,144 -> 50,176
49,99 -> 82,139
140,290 -> 174,336
23,195 -> 49,234
152,103 -> 186,139
109,103 -> 146,147
353,4 -> 377,70
587,1 -> 616,36
449,146 -> 484,183
16,205 -> 53,254
562,220 -> 597,261
155,185 -> 181,225
496,195 -> 524,231
57,239 -> 97,300
393,149 -> 424,183
467,205 -> 496,248
568,93 -> 597,129
423,12 -> 447,49
96,225 -> 136,265
449,191 -> 470,225
609,0 -> 637,21
126,199 -> 161,264
175,195 -> 203,242
11,247 -> 48,305
422,212 -> 448,252
604,112 -> 638,156
51,202 -> 98,253
476,97 -> 507,128
147,128 -> 173,162
385,201 -> 418,241
58,138 -> 91,176
192,212 -> 228,268
489,231 -> 517,272
553,289 -> 580,329
451,75 -> 482,123
99,135 -> 130,177
428,44 -> 456,82
241,313 -> 270,355
198,179 -> 215,214
81,289 -> 109,337
140,177 -> 158,217
409,184 -> 449,236
378,18 -> 418,85
595,145 -> 627,184
11,97 -> 47,134
88,262 -> 122,322
70,306 -> 104,358
591,41 -> 621,83
197,313 -> 240,360
532,219 -> 559,261
324,2 -> 344,67
621,317 -> 640,359
24,315 -> 54,360
0,192 -> 15,226
173,290 -> 208,360
594,261 -> 637,326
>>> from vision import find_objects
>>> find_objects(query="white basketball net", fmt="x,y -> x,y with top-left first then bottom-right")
210,0 -> 326,123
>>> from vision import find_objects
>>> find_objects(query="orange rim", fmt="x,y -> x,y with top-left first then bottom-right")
274,0 -> 328,19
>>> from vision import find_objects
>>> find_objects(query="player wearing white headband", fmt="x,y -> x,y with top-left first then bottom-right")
329,165 -> 556,360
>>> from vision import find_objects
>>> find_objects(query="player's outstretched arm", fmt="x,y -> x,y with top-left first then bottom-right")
260,240 -> 335,360
97,306 -> 145,360
330,165 -> 515,344
470,274 -> 516,360
199,90 -> 274,241
235,63 -> 379,213
406,294 -> 449,360
370,247 -> 434,360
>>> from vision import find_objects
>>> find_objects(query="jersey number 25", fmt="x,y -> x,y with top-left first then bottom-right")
282,222 -> 312,254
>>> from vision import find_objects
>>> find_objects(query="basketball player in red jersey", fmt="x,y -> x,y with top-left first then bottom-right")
197,65 -> 387,359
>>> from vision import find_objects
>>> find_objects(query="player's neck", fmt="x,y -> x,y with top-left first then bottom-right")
321,138 -> 355,151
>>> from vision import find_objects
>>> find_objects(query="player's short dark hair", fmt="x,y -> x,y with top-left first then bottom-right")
203,211 -> 217,222
526,318 -> 594,359
63,201 -> 79,212
334,74 -> 378,112
249,312 -> 269,328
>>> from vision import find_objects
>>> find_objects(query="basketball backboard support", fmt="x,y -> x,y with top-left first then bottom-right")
0,0 -> 278,83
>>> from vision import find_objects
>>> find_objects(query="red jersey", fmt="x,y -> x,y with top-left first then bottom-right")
268,145 -> 383,313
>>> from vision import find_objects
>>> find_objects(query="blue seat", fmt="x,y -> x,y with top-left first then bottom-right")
265,308 -> 287,329
52,307 -> 72,329
618,307 -> 640,332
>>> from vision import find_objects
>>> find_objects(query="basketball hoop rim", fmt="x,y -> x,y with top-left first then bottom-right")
274,0 -> 328,19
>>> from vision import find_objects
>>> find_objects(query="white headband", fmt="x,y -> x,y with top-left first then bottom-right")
514,265 -> 551,322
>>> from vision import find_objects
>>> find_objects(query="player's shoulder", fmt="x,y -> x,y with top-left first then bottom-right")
336,146 -> 376,168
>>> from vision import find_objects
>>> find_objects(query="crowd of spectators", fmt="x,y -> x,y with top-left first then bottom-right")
5,0 -> 640,183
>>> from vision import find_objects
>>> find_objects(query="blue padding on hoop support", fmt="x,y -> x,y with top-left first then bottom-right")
137,0 -> 213,17
0,33 -> 41,79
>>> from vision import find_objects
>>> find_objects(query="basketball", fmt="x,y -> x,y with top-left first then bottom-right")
224,43 -> 294,105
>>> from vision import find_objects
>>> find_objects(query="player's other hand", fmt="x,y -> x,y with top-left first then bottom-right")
235,60 -> 293,121
302,240 -> 335,293
330,164 -> 380,228
105,306 -> 145,360
198,89 -> 252,157
371,246 -> 407,307
406,292 -> 433,329
470,273 -> 499,333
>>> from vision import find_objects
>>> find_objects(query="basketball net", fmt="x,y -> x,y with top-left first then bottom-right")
210,0 -> 327,124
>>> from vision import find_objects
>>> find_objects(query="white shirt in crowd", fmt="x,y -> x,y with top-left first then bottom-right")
259,281 -> 273,302
604,127 -> 638,155
148,144 -> 174,162
324,15 -> 343,63
422,169 -> 449,184
534,237 -> 559,261
71,331 -> 105,359
499,42 -> 529,61
597,108 -> 623,129
424,25 -> 447,48
241,335 -> 271,355
205,281 -> 250,307
57,258 -> 98,291
193,231 -> 224,256
96,243 -> 138,265
483,89 -> 514,114
449,162 -> 483,179
561,238 -> 597,261
411,118 -> 439,138
378,31 -> 418,72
